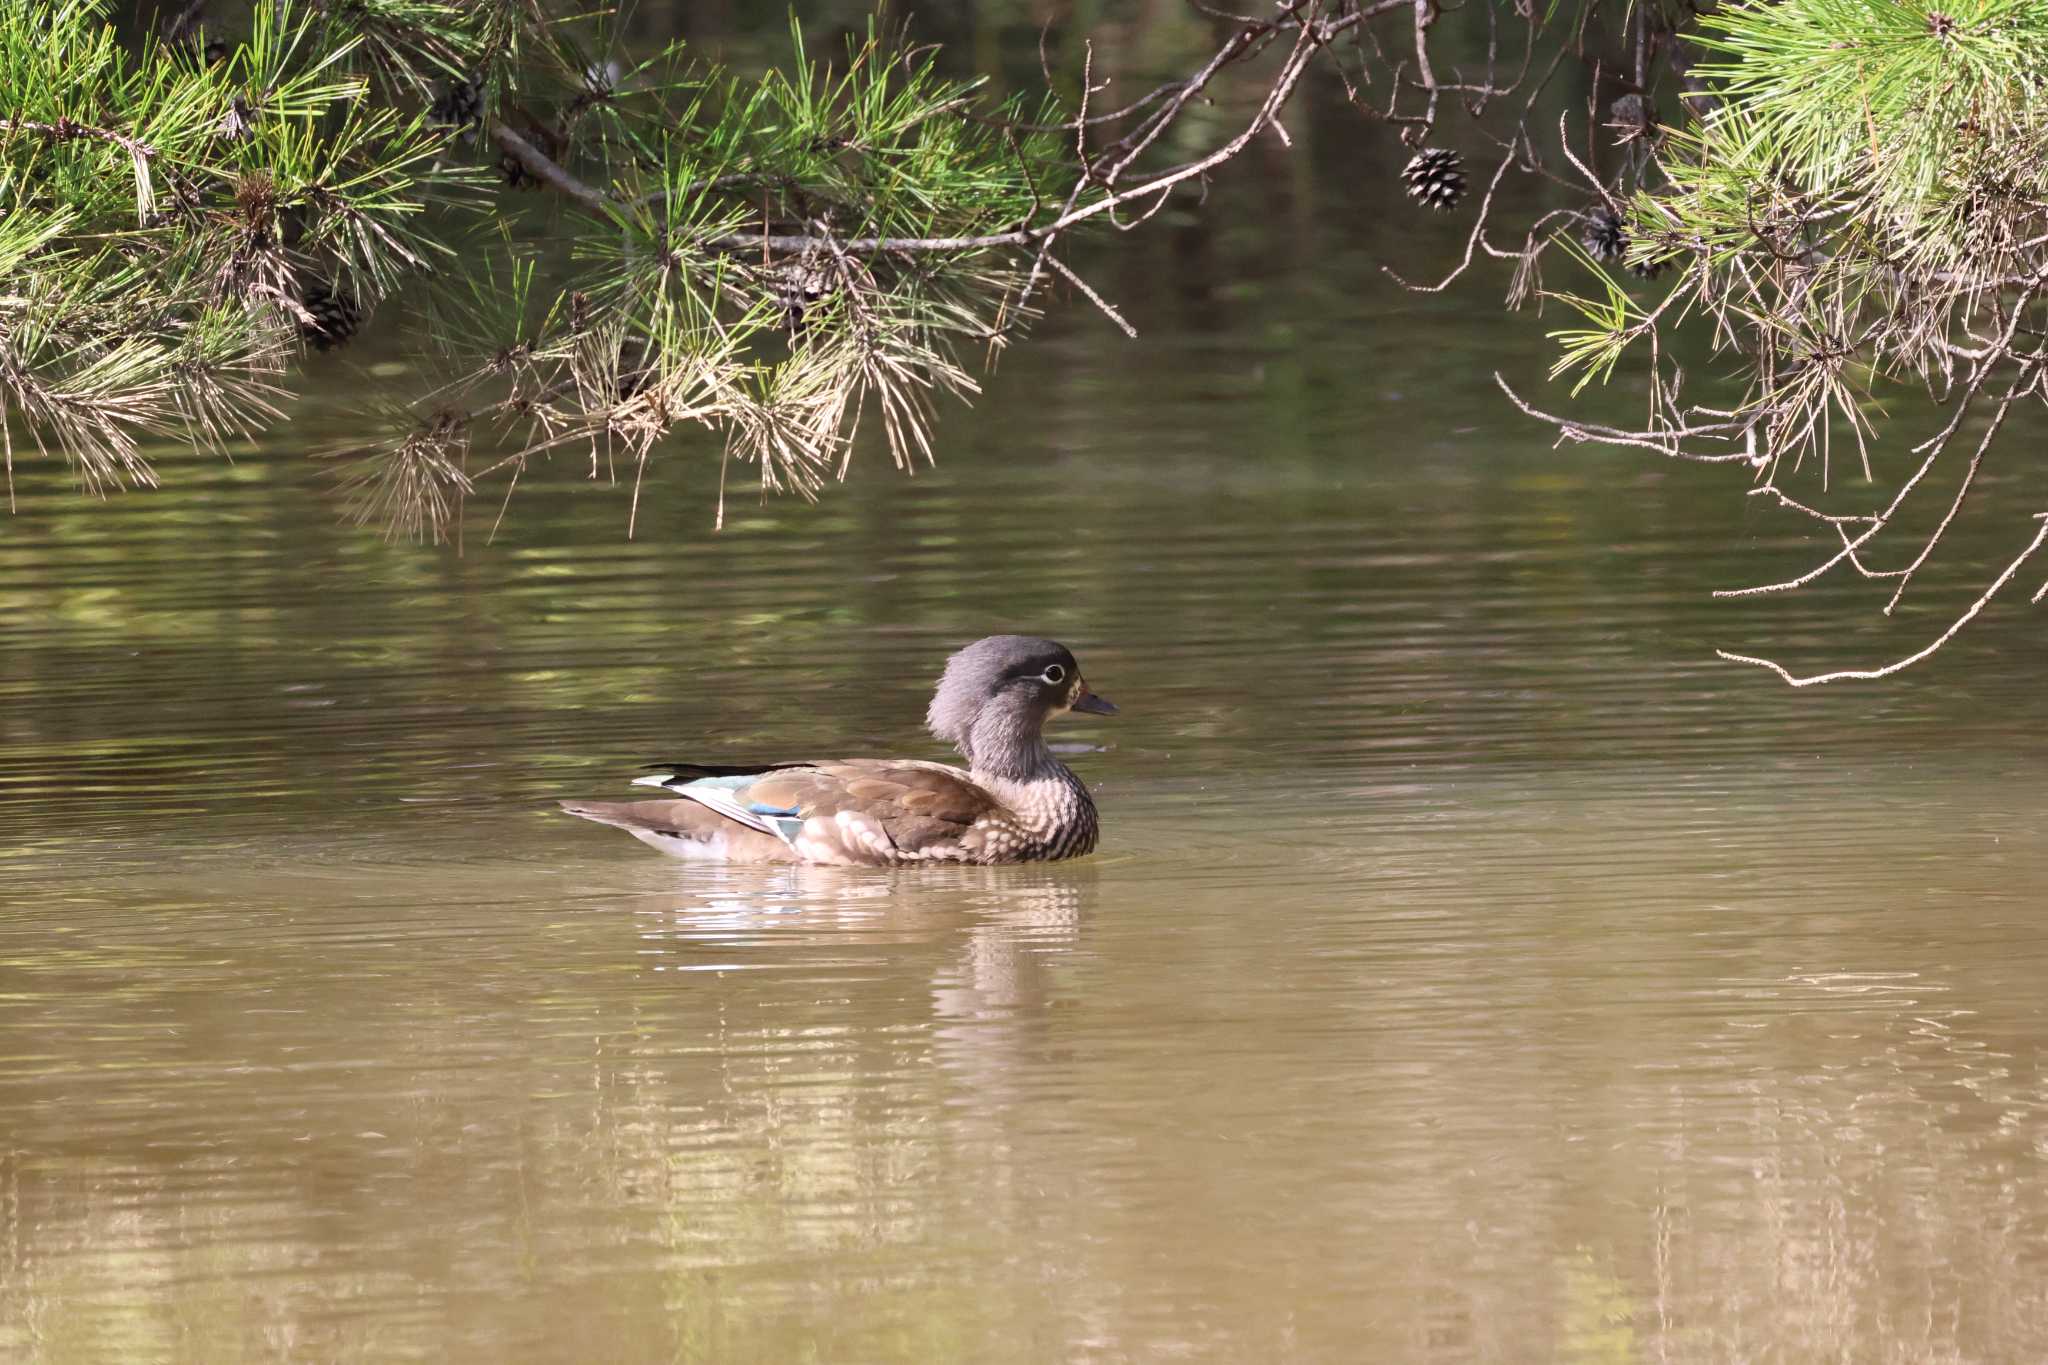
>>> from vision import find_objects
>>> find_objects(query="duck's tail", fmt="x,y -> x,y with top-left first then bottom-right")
558,798 -> 797,862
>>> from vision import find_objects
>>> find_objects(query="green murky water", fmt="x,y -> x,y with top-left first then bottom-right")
9,13 -> 2048,1362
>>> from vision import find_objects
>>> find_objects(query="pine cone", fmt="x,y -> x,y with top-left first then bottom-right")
300,281 -> 362,351
1582,207 -> 1628,263
1607,94 -> 1655,145
430,78 -> 482,138
1401,149 -> 1466,211
774,256 -> 833,333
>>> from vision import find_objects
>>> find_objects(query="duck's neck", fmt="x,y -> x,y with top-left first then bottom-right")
963,708 -> 1059,783
969,749 -> 1097,857
960,712 -> 1096,853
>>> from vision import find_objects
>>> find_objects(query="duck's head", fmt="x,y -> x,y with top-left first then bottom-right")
926,635 -> 1116,777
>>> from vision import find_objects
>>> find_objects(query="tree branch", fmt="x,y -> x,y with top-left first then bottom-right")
1719,514 -> 2048,687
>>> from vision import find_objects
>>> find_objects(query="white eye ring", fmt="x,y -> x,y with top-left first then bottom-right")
1041,664 -> 1067,685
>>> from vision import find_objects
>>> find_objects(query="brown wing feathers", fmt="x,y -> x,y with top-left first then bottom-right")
746,761 -> 1000,859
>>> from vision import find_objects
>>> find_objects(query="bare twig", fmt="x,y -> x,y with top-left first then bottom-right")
1720,514 -> 2048,687
1882,366 -> 2035,613
1494,374 -> 1757,462
1043,255 -> 1137,338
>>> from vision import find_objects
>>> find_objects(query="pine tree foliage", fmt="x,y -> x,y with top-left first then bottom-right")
1534,0 -> 2048,681
0,0 -> 1066,533
0,0 -> 464,501
11,0 -> 2048,680
378,17 -> 1067,536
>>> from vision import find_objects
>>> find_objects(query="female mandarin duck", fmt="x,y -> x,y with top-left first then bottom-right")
562,636 -> 1116,865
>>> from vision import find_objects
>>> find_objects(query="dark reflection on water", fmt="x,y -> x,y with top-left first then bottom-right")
11,12 -> 2048,1363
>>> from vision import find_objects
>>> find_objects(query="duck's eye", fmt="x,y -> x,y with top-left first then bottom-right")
1040,664 -> 1067,686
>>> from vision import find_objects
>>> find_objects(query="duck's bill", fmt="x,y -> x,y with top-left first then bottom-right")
1071,689 -> 1118,716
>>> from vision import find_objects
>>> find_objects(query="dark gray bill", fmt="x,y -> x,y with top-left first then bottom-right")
1071,690 -> 1118,716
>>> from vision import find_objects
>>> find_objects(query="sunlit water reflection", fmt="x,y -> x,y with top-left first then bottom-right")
9,25 -> 2048,1364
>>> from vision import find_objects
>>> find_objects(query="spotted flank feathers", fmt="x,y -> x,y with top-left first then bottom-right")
562,636 -> 1116,866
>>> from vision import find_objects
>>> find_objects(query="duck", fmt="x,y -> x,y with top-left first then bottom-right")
561,635 -> 1116,865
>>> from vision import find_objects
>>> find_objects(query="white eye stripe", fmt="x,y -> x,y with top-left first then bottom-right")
1041,664 -> 1067,684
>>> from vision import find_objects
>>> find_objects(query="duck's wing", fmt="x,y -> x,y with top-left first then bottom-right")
630,759 -> 999,864
557,797 -> 801,862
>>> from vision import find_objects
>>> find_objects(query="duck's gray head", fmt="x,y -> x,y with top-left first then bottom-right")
925,635 -> 1116,777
